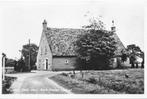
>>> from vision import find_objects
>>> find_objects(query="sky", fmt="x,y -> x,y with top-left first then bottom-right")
0,0 -> 145,59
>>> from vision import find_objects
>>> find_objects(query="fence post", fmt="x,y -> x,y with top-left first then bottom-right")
2,53 -> 6,80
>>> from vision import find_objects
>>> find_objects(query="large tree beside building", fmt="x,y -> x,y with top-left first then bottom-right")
126,44 -> 144,68
21,43 -> 39,71
75,18 -> 117,70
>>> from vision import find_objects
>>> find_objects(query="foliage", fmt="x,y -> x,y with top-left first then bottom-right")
14,57 -> 26,72
5,58 -> 17,67
121,50 -> 128,62
127,44 -> 142,53
140,51 -> 144,68
87,77 -> 97,84
2,76 -> 16,94
82,17 -> 106,30
126,44 -> 144,58
61,73 -> 68,76
126,44 -> 144,68
21,43 -> 38,70
140,51 -> 144,59
6,58 -> 15,67
75,18 -> 116,70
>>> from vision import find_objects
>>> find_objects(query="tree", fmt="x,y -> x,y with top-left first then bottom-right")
21,43 -> 38,71
127,44 -> 142,53
13,60 -> 18,72
140,51 -> 144,68
16,57 -> 25,72
75,18 -> 117,70
5,58 -> 16,67
126,44 -> 144,68
129,53 -> 136,68
121,50 -> 128,63
82,17 -> 106,30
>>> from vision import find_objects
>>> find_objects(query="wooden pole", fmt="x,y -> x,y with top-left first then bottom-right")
3,57 -> 5,80
2,53 -> 6,80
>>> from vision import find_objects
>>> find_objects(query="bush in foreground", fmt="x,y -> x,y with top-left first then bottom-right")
2,76 -> 16,94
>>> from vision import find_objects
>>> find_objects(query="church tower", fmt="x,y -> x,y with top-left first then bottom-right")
111,20 -> 116,32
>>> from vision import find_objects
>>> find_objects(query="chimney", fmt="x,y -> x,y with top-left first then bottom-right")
42,19 -> 47,31
111,20 -> 116,32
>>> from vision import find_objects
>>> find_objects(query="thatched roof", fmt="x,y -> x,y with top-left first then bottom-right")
44,27 -> 125,56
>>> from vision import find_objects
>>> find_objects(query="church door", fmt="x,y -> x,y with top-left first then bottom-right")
45,59 -> 48,70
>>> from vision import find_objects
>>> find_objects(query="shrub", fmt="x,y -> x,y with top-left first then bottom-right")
87,77 -> 97,84
61,73 -> 68,76
68,73 -> 75,78
2,76 -> 16,94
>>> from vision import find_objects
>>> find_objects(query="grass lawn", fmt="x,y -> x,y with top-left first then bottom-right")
50,68 -> 144,94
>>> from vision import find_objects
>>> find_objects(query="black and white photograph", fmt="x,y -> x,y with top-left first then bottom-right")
0,0 -> 146,98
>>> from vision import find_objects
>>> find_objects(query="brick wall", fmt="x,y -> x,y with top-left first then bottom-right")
52,56 -> 76,71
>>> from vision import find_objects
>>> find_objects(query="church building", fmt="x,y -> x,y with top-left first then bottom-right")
36,20 -> 125,71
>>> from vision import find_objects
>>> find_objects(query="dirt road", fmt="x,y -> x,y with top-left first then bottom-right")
6,71 -> 72,94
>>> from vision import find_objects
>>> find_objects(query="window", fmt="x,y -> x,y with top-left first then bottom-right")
65,60 -> 69,65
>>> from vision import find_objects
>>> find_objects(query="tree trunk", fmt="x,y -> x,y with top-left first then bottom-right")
131,63 -> 134,68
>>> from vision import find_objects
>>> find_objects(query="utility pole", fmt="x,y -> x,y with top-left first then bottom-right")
28,39 -> 31,71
